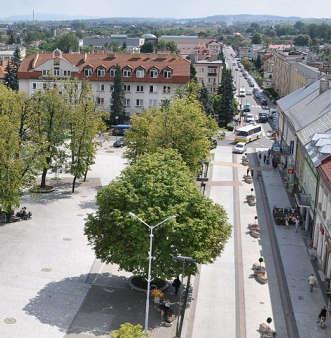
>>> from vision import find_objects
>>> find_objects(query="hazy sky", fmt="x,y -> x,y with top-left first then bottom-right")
2,0 -> 331,18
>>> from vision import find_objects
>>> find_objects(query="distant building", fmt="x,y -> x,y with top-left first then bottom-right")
81,35 -> 144,52
18,49 -> 191,117
194,60 -> 223,93
0,45 -> 26,62
271,50 -> 319,97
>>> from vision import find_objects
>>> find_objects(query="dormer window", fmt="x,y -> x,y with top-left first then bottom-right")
53,67 -> 60,76
109,68 -> 116,77
84,67 -> 93,77
136,67 -> 145,78
163,68 -> 172,79
123,67 -> 132,77
97,67 -> 106,77
150,68 -> 159,78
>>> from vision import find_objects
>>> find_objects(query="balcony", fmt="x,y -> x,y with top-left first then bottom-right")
208,73 -> 217,77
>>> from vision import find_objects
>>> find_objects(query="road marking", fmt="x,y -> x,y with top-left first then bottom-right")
233,154 -> 247,338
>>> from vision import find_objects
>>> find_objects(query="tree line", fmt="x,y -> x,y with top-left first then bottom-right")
0,82 -> 103,217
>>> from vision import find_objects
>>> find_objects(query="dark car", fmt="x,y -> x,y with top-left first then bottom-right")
113,137 -> 125,148
259,112 -> 268,123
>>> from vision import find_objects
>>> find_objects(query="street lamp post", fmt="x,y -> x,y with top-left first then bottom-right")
172,255 -> 196,337
129,212 -> 176,332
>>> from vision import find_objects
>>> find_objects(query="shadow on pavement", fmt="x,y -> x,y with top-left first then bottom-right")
23,273 -> 174,336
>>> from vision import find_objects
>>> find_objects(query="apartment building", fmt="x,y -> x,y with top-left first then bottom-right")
272,50 -> 319,97
18,49 -> 190,116
194,60 -> 223,93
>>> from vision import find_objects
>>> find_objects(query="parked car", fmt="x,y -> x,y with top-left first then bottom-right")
259,112 -> 268,123
245,113 -> 255,124
233,142 -> 246,154
113,137 -> 125,148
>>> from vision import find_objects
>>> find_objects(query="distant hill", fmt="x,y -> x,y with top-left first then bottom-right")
0,13 -> 329,24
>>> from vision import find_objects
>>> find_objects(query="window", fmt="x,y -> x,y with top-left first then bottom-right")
163,86 -> 171,94
42,69 -> 50,76
97,68 -> 106,77
163,69 -> 172,78
53,59 -> 60,66
43,83 -> 47,89
136,85 -> 144,92
150,68 -> 158,78
110,85 -> 114,92
54,68 -> 60,76
149,85 -> 157,93
136,68 -> 145,78
136,99 -> 144,107
124,98 -> 131,107
123,68 -> 132,77
63,70 -> 71,76
32,83 -> 36,89
123,84 -> 131,92
96,97 -> 104,105
110,68 -> 116,77
100,84 -> 105,91
84,68 -> 93,77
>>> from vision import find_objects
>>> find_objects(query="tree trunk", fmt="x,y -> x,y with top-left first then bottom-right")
40,168 -> 48,189
83,169 -> 88,182
72,176 -> 77,193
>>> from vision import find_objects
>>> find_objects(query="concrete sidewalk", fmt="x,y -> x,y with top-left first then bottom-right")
261,165 -> 330,338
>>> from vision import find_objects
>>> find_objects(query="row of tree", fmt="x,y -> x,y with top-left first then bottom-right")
85,83 -> 231,280
0,82 -> 103,216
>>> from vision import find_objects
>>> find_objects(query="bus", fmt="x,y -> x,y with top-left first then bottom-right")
111,124 -> 131,136
235,124 -> 262,143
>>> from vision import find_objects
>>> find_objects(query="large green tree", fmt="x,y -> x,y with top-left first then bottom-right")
216,66 -> 236,126
67,83 -> 103,192
85,149 -> 231,279
125,95 -> 217,174
30,89 -> 68,189
110,65 -> 125,125
4,47 -> 21,91
0,114 -> 22,214
199,84 -> 214,116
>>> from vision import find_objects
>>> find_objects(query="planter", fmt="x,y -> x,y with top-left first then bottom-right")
252,263 -> 265,272
255,271 -> 268,284
30,185 -> 55,193
129,276 -> 169,292
244,175 -> 253,184
242,159 -> 249,166
250,229 -> 260,238
247,195 -> 256,206
248,223 -> 259,230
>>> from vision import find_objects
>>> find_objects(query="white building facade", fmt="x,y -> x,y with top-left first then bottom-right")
18,50 -> 190,116
194,60 -> 223,93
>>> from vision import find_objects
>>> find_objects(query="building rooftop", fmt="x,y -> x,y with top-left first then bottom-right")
319,155 -> 331,189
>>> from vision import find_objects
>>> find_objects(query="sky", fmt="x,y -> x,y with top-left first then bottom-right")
1,0 -> 331,19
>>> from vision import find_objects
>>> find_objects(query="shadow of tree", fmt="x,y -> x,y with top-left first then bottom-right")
23,273 -> 167,336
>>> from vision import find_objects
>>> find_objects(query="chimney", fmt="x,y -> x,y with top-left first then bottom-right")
320,77 -> 329,94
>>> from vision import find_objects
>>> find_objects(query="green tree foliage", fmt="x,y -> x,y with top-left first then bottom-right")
111,323 -> 148,338
4,47 -> 21,91
125,93 -> 217,174
216,66 -> 236,126
29,89 -> 68,189
157,40 -> 178,53
255,54 -> 262,71
251,33 -> 262,44
111,65 -> 125,125
190,63 -> 197,81
293,34 -> 311,46
199,84 -> 214,116
53,32 -> 79,52
67,83 -> 103,192
85,149 -> 231,279
0,114 -> 22,213
140,41 -> 154,53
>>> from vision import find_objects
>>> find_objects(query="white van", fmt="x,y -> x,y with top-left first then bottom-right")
239,88 -> 246,97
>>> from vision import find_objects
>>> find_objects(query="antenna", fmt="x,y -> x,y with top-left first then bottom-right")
33,8 -> 35,22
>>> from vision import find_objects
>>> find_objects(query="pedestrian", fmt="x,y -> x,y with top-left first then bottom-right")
172,276 -> 181,295
268,149 -> 271,157
247,168 -> 250,176
308,273 -> 317,292
284,215 -> 289,228
258,152 -> 262,160
318,306 -> 327,327
263,154 -> 267,164
251,168 -> 254,177
295,215 -> 300,233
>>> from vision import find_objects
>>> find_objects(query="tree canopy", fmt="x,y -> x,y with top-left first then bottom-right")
85,149 -> 231,279
111,323 -> 148,338
111,65 -> 126,125
125,91 -> 217,174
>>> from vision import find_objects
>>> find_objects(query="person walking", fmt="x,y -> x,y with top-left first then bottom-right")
308,273 -> 317,292
251,168 -> 254,178
247,168 -> 250,176
318,306 -> 327,328
172,276 -> 181,295
263,154 -> 267,164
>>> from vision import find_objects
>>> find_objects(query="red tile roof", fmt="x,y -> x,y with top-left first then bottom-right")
0,65 -> 6,80
18,52 -> 191,84
319,155 -> 331,190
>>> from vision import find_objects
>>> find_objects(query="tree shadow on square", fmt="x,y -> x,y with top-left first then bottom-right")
23,273 -> 170,336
